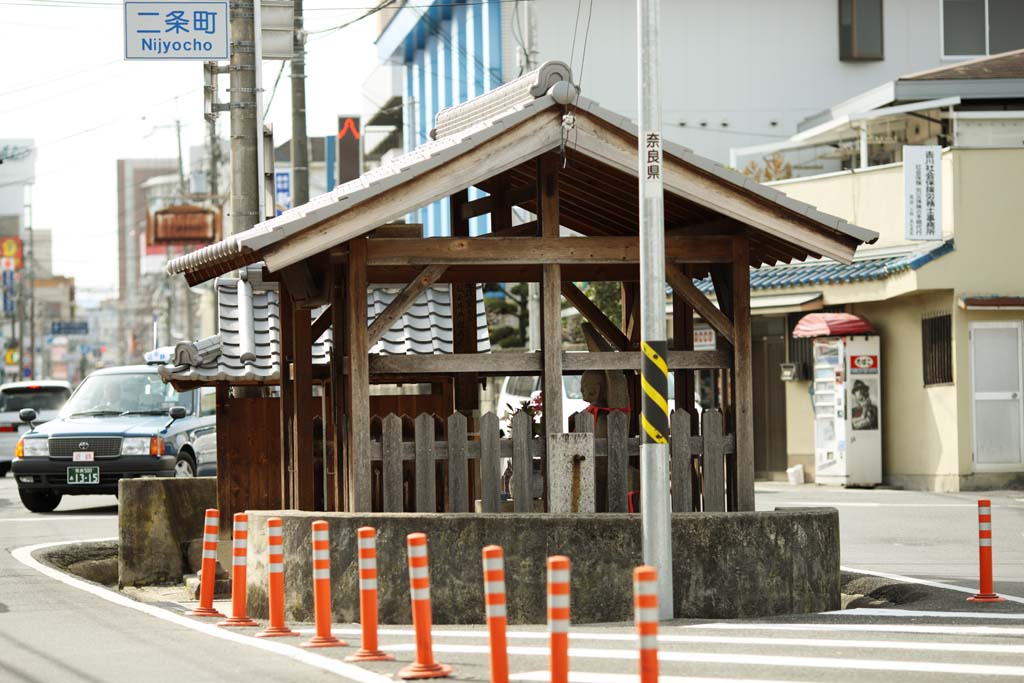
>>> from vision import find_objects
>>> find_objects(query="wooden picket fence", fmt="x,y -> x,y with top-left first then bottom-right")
368,408 -> 736,514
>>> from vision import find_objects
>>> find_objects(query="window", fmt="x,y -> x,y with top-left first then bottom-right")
199,387 -> 216,416
943,0 -> 1024,57
922,313 -> 953,385
840,0 -> 884,61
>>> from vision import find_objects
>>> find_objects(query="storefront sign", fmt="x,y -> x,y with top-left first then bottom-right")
849,354 -> 878,374
693,326 -> 716,350
0,237 -> 22,270
148,205 -> 221,245
904,145 -> 942,241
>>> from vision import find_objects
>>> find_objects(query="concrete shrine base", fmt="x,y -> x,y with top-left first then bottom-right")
244,509 -> 839,624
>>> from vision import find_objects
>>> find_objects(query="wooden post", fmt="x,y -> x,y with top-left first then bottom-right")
329,276 -> 346,511
278,284 -> 295,509
215,384 -> 232,517
538,154 -> 562,510
672,271 -> 698,511
732,236 -> 754,511
346,238 -> 372,511
291,304 -> 315,510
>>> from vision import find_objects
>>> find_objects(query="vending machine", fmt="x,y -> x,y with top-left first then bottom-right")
811,334 -> 882,486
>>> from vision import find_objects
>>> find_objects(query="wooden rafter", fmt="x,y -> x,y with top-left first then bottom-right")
664,262 -> 735,346
561,282 -> 629,351
366,264 -> 449,348
311,306 -> 332,343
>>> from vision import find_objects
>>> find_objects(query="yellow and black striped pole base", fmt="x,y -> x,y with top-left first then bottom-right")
640,340 -> 670,445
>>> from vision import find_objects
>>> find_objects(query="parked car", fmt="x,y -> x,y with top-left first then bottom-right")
0,380 -> 72,477
11,365 -> 216,513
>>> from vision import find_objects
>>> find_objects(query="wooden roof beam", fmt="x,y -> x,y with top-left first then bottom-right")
665,261 -> 736,346
561,282 -> 629,351
366,264 -> 449,348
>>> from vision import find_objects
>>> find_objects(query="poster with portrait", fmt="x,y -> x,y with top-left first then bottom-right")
849,377 -> 879,430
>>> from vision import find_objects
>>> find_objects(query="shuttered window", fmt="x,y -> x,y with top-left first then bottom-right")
922,313 -> 953,386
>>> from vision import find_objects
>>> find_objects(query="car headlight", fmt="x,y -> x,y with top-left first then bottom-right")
18,438 -> 49,458
121,436 -> 164,456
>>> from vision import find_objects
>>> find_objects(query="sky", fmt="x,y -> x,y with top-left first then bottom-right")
0,0 -> 384,294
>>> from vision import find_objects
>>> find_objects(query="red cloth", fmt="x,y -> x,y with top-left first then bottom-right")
584,404 -> 632,427
792,313 -> 875,338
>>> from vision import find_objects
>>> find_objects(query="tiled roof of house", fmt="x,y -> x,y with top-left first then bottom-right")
901,49 -> 1024,81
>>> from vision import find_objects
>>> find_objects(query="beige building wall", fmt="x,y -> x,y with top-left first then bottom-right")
769,148 -> 1024,490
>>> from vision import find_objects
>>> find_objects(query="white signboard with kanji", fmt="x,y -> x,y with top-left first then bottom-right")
124,2 -> 228,60
903,145 -> 943,241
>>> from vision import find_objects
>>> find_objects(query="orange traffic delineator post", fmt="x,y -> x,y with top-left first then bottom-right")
482,545 -> 509,683
634,566 -> 659,683
968,499 -> 1007,603
301,521 -> 348,648
219,512 -> 259,627
345,526 -> 394,662
187,508 -> 225,617
547,555 -> 571,683
256,517 -> 299,637
398,532 -> 452,679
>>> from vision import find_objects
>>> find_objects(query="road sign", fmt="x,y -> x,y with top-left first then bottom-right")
0,238 -> 22,270
2,269 -> 14,316
124,2 -> 229,60
51,321 -> 89,336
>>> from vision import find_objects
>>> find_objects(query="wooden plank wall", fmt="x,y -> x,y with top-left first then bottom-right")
215,390 -> 283,521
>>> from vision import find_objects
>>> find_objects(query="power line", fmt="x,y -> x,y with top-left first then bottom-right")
0,59 -> 120,97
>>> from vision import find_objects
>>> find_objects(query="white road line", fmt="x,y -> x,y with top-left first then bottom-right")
841,608 -> 1024,620
389,643 -> 1024,677
510,672 -> 802,683
700,622 -> 1024,637
10,539 -> 392,683
783,502 -> 1002,508
842,566 -> 1024,604
0,515 -> 117,523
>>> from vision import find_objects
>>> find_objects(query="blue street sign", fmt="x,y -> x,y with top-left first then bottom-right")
275,171 -> 292,215
124,2 -> 229,60
51,321 -> 89,336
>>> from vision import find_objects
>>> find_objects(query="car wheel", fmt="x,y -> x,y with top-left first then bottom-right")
174,451 -> 197,478
0,462 -> 10,477
18,489 -> 62,513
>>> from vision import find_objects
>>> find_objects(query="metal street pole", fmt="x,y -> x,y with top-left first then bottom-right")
290,0 -> 309,207
637,0 -> 674,620
230,0 -> 260,235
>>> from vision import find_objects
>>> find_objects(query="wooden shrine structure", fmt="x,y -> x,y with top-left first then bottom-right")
165,62 -> 875,518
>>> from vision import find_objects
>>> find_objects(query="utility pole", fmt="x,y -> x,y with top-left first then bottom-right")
25,184 -> 34,380
637,0 -> 673,620
230,0 -> 260,235
290,0 -> 309,206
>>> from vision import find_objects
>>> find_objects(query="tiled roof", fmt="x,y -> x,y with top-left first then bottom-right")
696,240 -> 953,293
159,274 -> 489,385
901,49 -> 1024,81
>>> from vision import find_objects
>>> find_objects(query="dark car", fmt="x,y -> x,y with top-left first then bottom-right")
11,365 -> 216,513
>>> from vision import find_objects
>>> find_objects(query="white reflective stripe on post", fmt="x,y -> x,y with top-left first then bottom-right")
409,565 -> 429,580
202,549 -> 217,559
979,506 -> 991,515
203,533 -> 218,543
313,549 -> 329,560
407,544 -> 427,558
483,557 -> 503,571
313,568 -> 330,580
635,581 -> 657,596
269,562 -> 284,573
358,537 -> 375,549
232,556 -> 246,566
635,607 -> 659,623
485,603 -> 507,619
359,578 -> 378,591
549,619 -> 569,633
204,514 -> 218,523
312,530 -> 329,542
485,580 -> 505,595
548,569 -> 569,584
547,593 -> 569,609
411,587 -> 430,601
979,522 -> 992,531
980,538 -> 993,547
234,521 -> 248,532
359,557 -> 376,570
638,634 -> 657,649
233,539 -> 247,549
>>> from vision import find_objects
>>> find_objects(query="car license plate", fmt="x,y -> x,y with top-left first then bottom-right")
67,466 -> 99,485
72,451 -> 94,462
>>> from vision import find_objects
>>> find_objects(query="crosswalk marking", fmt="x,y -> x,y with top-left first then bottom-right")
510,673 -> 801,683
700,622 -> 1024,637
841,607 -> 1024,620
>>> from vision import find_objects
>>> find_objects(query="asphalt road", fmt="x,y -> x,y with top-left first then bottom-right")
3,478 -> 1024,682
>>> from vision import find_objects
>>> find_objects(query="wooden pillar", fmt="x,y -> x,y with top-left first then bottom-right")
672,269 -> 698,511
291,305 -> 315,510
538,154 -> 562,511
732,236 -> 754,511
345,238 -> 372,511
278,284 -> 295,509
329,276 -> 346,511
450,189 -> 479,415
214,384 -> 232,518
